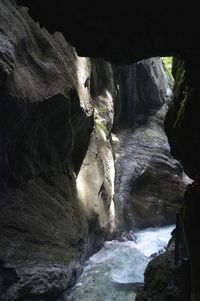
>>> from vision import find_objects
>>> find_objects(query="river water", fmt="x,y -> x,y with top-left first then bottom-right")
67,225 -> 175,301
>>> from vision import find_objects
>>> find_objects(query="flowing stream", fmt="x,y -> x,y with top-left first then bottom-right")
67,225 -> 175,301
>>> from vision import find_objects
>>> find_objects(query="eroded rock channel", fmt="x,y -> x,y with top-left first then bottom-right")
66,58 -> 190,301
0,2 -> 191,301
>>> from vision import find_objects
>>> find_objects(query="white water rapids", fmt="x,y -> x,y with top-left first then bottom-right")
67,225 -> 175,301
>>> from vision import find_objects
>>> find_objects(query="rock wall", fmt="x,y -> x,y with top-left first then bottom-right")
0,1 -> 196,300
76,59 -> 117,237
0,1 -> 116,300
136,234 -> 182,301
13,0 -> 200,299
165,57 -> 200,301
113,58 -> 189,231
165,56 -> 200,181
115,59 -> 171,127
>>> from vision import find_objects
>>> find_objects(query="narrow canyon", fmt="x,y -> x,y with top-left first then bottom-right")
0,1 -> 199,301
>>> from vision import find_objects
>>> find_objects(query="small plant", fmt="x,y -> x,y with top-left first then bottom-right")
98,106 -> 108,114
95,119 -> 108,135
162,57 -> 173,77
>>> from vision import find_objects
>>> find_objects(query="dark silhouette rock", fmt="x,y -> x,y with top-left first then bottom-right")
17,1 -> 199,65
136,251 -> 182,301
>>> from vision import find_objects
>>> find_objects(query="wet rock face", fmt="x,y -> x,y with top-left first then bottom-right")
135,251 -> 182,301
116,59 -> 171,127
135,227 -> 186,301
0,1 -> 116,300
76,59 -> 116,235
113,58 -> 189,231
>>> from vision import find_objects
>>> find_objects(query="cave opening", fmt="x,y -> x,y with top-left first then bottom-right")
1,1 -> 200,301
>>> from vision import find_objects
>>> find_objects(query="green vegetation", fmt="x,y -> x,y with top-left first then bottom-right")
162,57 -> 173,77
98,106 -> 108,114
95,119 -> 108,134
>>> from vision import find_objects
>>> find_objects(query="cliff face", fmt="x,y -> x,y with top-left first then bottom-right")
116,60 -> 171,127
113,58 -> 189,231
165,57 -> 200,181
0,1 -> 116,300
165,57 -> 200,300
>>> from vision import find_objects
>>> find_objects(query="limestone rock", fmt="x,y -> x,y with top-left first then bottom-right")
113,58 -> 189,230
135,251 -> 182,301
116,58 -> 172,127
0,1 -> 116,300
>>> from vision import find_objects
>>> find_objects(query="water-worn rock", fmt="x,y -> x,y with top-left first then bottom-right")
135,251 -> 182,301
0,1 -> 116,300
15,1 -> 200,300
135,227 -> 183,301
116,59 -> 171,127
76,59 -> 116,234
113,58 -> 189,231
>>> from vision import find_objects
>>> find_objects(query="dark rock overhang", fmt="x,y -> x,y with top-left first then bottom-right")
17,0 -> 200,64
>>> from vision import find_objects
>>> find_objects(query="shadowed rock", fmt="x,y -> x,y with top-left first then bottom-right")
0,1 -> 117,300
113,58 -> 189,231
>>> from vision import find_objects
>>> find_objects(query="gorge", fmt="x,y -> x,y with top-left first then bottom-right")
1,1 -> 200,300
